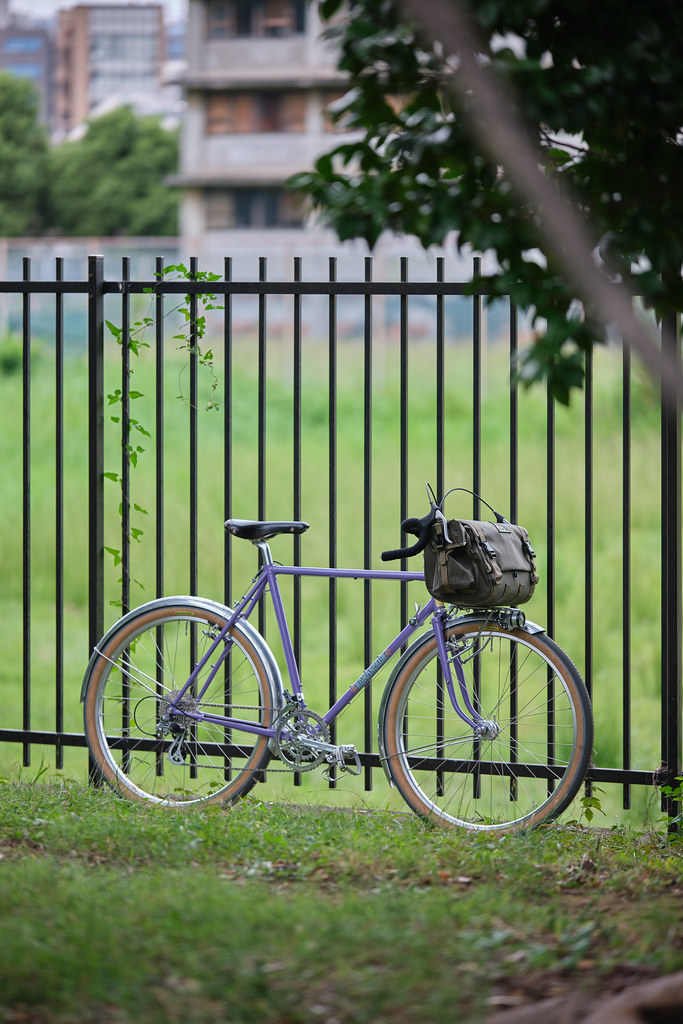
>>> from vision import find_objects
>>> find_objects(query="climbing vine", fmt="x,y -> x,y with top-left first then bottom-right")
104,264 -> 223,604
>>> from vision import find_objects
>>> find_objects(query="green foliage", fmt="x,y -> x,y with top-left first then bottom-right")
161,263 -> 223,409
294,0 -> 683,401
656,776 -> 683,834
0,338 -> 22,376
0,73 -> 50,234
578,788 -> 606,824
49,106 -> 179,236
0,86 -> 178,237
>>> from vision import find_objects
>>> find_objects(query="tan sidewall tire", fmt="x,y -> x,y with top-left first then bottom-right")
382,624 -> 591,831
84,603 -> 274,806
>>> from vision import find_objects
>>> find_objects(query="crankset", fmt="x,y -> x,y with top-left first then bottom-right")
273,706 -> 362,776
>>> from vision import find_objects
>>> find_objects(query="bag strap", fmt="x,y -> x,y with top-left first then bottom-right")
432,517 -> 452,591
439,487 -> 507,525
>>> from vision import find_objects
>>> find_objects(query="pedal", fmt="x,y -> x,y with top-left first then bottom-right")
340,745 -> 362,775
323,744 -> 362,777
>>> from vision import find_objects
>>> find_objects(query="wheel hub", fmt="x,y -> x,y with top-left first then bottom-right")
159,690 -> 198,727
474,718 -> 500,740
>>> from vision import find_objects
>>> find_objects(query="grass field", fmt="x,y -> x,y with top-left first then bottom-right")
0,777 -> 681,1024
0,321 -> 670,825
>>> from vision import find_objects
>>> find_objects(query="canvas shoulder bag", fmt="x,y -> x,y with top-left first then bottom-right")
423,495 -> 539,608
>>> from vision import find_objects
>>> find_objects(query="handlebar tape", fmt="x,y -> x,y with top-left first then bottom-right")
380,513 -> 434,562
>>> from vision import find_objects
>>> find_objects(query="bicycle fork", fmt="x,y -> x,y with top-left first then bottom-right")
432,611 -> 500,740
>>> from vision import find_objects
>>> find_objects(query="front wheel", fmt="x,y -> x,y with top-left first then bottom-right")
380,620 -> 593,832
83,599 -> 277,807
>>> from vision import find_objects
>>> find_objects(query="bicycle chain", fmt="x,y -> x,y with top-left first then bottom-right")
160,696 -> 346,775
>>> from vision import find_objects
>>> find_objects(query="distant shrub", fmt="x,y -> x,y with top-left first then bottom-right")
0,338 -> 22,376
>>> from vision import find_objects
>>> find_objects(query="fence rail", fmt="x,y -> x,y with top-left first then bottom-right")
1,253 -> 680,822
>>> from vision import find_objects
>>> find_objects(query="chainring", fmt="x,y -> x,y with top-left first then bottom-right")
273,707 -> 330,771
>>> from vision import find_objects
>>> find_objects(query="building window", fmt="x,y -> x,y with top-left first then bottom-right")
206,0 -> 249,38
204,188 -> 303,228
205,191 -> 236,229
90,34 -> 158,62
91,8 -> 157,32
207,93 -> 245,133
206,0 -> 305,39
90,71 -> 158,106
2,36 -> 43,54
207,91 -> 305,133
206,0 -> 235,38
257,0 -> 304,37
277,189 -> 304,226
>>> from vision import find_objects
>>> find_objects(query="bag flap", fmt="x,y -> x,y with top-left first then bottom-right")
465,520 -> 534,571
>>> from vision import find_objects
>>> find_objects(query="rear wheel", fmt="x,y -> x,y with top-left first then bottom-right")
83,601 -> 276,806
381,620 -> 593,831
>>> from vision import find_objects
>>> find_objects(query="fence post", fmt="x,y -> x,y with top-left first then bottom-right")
88,255 -> 105,655
660,308 -> 682,828
22,258 -> 31,766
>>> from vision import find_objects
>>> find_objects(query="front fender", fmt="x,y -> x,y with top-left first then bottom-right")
80,596 -> 284,705
376,613 -> 546,785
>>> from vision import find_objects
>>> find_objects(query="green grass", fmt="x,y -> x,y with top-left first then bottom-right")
0,327 -> 669,823
0,777 -> 682,1023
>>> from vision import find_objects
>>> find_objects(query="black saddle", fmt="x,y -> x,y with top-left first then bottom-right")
224,519 -> 310,541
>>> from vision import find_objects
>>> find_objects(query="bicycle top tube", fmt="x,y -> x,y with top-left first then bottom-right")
267,564 -> 425,583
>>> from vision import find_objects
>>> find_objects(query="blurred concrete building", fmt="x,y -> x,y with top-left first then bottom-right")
172,0 -> 353,253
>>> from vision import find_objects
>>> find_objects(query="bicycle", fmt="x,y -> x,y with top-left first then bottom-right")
81,488 -> 594,832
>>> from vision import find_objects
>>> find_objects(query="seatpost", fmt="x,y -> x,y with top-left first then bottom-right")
254,539 -> 274,566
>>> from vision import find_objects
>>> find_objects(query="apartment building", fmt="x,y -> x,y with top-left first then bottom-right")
54,3 -> 166,136
0,1 -> 52,124
174,0 -> 352,249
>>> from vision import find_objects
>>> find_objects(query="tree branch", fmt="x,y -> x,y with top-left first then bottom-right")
395,0 -> 683,402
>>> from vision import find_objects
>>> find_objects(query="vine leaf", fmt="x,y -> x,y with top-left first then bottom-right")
104,546 -> 122,566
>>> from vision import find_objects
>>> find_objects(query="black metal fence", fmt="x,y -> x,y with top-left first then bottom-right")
1,253 -> 680,822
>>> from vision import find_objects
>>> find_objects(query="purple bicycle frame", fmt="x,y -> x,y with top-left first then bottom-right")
169,560 -> 485,737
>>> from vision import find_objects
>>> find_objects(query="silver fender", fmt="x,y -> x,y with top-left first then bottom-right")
376,614 -> 546,785
80,595 -> 284,706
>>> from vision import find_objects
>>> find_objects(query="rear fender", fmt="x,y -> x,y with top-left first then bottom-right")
80,596 -> 283,705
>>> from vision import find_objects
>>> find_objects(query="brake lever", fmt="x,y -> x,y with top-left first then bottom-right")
434,508 -> 451,544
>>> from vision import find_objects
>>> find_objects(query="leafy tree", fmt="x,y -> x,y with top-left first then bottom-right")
49,106 -> 179,236
0,72 -> 50,235
294,0 -> 683,401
